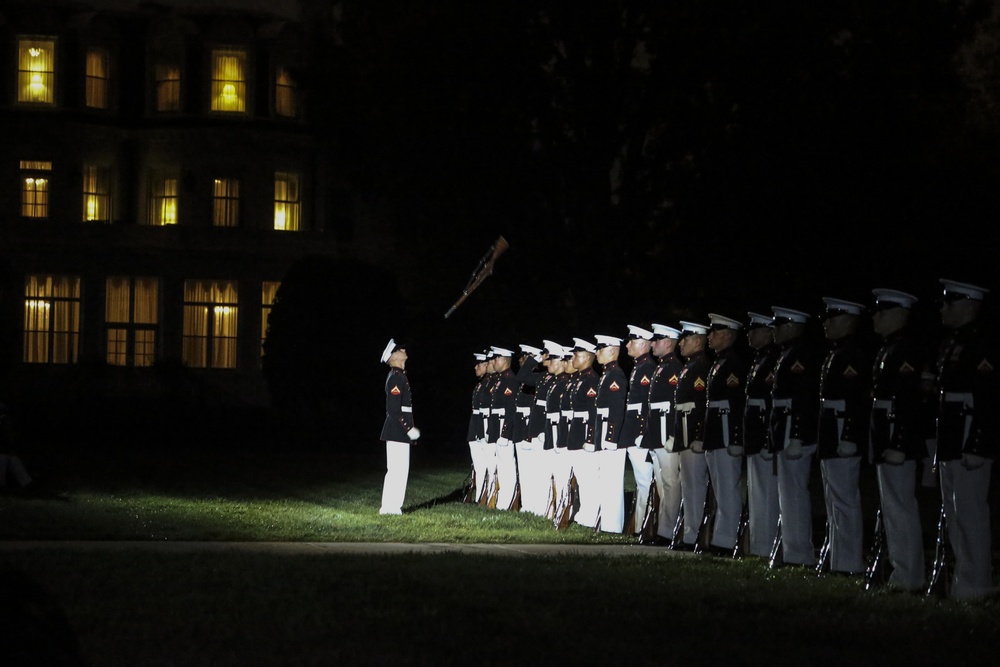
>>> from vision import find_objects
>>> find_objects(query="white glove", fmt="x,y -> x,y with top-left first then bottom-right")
583,443 -> 596,453
784,439 -> 803,460
533,353 -> 545,363
497,437 -> 511,447
727,444 -> 744,458
837,441 -> 857,457
664,436 -> 676,453
882,449 -> 906,465
690,440 -> 704,453
407,427 -> 421,441
962,453 -> 987,470
602,441 -> 618,451
634,435 -> 644,447
760,450 -> 774,461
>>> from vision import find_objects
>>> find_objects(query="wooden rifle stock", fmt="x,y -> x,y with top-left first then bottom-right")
815,520 -> 831,575
508,475 -> 521,512
864,506 -> 888,591
477,469 -> 491,506
733,500 -> 750,558
544,474 -> 557,520
461,465 -> 476,504
693,477 -> 716,554
554,470 -> 578,530
625,491 -> 637,535
638,479 -> 661,544
444,236 -> 510,319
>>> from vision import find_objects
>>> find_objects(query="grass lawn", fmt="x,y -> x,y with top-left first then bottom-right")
1,406 -> 998,665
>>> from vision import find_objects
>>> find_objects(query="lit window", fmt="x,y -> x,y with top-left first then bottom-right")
106,277 -> 159,367
85,49 -> 109,109
155,64 -> 181,112
149,176 -> 178,225
24,275 -> 80,364
261,281 -> 280,356
211,48 -> 246,113
275,66 -> 296,118
273,172 -> 300,231
183,280 -> 239,369
20,160 -> 52,218
17,38 -> 56,105
83,165 -> 111,222
213,178 -> 240,227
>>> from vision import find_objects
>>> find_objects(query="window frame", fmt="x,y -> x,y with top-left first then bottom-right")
148,172 -> 179,226
20,160 -> 52,219
23,275 -> 81,365
17,36 -> 57,106
182,280 -> 240,370
105,276 -> 160,367
85,47 -> 111,110
273,171 -> 301,231
209,47 -> 248,114
212,177 -> 240,227
82,164 -> 112,223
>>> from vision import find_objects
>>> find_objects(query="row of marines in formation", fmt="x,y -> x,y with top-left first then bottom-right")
464,278 -> 996,600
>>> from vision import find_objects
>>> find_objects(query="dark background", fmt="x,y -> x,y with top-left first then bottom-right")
260,0 -> 1000,456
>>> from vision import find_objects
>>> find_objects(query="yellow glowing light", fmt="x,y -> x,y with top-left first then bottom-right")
274,208 -> 286,230
26,299 -> 51,309
29,48 -> 41,58
214,306 -> 232,315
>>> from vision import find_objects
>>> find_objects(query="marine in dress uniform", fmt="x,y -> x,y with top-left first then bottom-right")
488,346 -> 519,510
590,334 -> 628,533
621,324 -> 658,533
554,344 -> 580,513
673,321 -> 712,549
869,288 -> 930,592
816,298 -> 873,575
525,344 -> 557,516
569,338 -> 601,527
744,312 -> 781,558
514,344 -> 545,515
379,339 -> 420,515
768,306 -> 822,567
467,352 -> 490,503
543,343 -> 571,516
703,314 -> 748,554
934,278 -> 996,599
647,323 -> 684,543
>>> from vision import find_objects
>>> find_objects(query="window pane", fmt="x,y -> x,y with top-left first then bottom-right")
155,64 -> 181,112
212,178 -> 240,227
150,177 -> 178,225
211,49 -> 246,113
105,276 -> 130,323
83,165 -> 111,222
85,49 -> 109,109
183,280 -> 238,369
274,172 -> 300,231
23,275 -> 80,364
107,328 -> 127,366
18,39 -> 55,104
133,279 -> 159,324
275,66 -> 296,118
134,330 -> 156,367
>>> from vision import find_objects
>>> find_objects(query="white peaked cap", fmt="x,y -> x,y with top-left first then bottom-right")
679,320 -> 709,335
519,344 -> 544,356
747,311 -> 774,328
651,323 -> 682,339
490,346 -> 514,358
380,339 -> 397,363
872,288 -> 918,309
708,314 -> 743,331
572,337 -> 597,353
771,306 -> 810,324
626,324 -> 654,340
940,278 -> 989,300
822,297 -> 865,315
594,334 -> 623,348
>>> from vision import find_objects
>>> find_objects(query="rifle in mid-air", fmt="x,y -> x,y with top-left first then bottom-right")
444,236 -> 509,319
864,505 -> 889,591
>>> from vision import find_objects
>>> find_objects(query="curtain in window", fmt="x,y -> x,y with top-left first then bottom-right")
24,276 -> 80,364
86,49 -> 108,109
83,165 -> 111,222
156,64 -> 181,112
213,178 -> 239,227
274,172 -> 300,231
275,67 -> 296,117
18,40 -> 55,104
211,50 -> 246,112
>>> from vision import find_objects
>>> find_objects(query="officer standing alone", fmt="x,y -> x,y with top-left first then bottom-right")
379,339 -> 419,515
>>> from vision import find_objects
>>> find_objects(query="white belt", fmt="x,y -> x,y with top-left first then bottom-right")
747,398 -> 766,409
547,412 -> 560,422
561,410 -> 573,419
707,400 -> 729,409
873,399 -> 893,410
596,407 -> 610,417
772,398 -> 792,409
573,411 -> 590,419
649,401 -> 671,411
516,407 -> 530,416
821,399 -> 845,410
401,406 -> 412,413
626,403 -> 643,412
676,401 -> 696,414
943,392 -> 973,405
535,399 -> 547,407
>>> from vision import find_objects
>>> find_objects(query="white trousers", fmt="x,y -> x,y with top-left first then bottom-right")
482,440 -> 498,503
626,447 -> 654,534
819,456 -> 864,573
469,440 -> 487,502
679,449 -> 709,545
380,440 -> 410,515
940,459 -> 994,599
597,449 -> 627,533
776,444 -> 817,565
495,439 -> 518,510
572,450 -> 600,528
706,448 -> 744,550
747,453 -> 780,558
876,461 -> 925,591
514,440 -> 537,514
537,448 -> 558,517
651,449 -> 682,539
